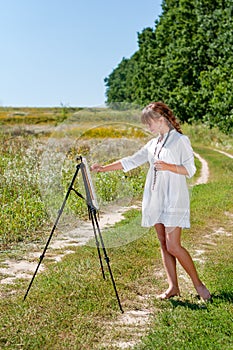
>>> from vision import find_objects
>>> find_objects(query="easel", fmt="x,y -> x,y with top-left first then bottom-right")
23,156 -> 124,313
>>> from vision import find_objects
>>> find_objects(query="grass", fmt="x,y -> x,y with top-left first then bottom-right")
0,135 -> 47,247
0,108 -> 233,349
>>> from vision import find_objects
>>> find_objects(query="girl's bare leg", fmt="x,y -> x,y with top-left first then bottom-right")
155,224 -> 180,299
165,227 -> 211,300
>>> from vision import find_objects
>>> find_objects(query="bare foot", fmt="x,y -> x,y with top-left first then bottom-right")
196,284 -> 212,301
156,288 -> 180,300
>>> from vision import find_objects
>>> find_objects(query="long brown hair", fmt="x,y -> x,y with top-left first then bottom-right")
141,102 -> 183,134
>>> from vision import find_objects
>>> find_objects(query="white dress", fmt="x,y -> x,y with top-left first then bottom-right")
120,129 -> 196,228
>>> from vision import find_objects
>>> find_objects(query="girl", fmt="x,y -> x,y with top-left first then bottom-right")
91,102 -> 211,301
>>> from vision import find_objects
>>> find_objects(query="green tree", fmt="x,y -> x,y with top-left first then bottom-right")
105,0 -> 233,133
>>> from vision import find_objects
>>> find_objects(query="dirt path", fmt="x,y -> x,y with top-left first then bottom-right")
214,149 -> 233,159
193,152 -> 209,185
0,205 -> 138,285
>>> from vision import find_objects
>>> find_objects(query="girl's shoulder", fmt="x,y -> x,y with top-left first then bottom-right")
144,137 -> 158,146
172,130 -> 191,142
172,131 -> 192,151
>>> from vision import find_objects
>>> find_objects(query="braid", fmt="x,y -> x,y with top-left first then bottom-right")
141,102 -> 183,134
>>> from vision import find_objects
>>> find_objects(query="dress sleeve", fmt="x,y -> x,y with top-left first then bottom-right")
178,136 -> 196,178
120,143 -> 149,172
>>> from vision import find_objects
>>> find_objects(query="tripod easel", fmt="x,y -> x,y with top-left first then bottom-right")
23,156 -> 124,313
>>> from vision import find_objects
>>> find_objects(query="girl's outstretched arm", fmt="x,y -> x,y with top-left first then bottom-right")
91,161 -> 123,173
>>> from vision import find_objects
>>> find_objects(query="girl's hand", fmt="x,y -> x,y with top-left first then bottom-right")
90,163 -> 103,172
154,160 -> 170,171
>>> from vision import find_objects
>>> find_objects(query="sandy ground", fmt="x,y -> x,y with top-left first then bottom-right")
0,205 -> 138,285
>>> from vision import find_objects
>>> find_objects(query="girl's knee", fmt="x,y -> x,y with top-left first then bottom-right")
165,226 -> 182,255
166,242 -> 179,256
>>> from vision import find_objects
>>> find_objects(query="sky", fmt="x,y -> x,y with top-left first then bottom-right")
0,0 -> 162,108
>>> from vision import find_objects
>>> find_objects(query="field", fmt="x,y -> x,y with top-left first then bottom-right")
0,107 -> 233,349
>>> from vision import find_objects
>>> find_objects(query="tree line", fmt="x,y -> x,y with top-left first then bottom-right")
105,0 -> 233,134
